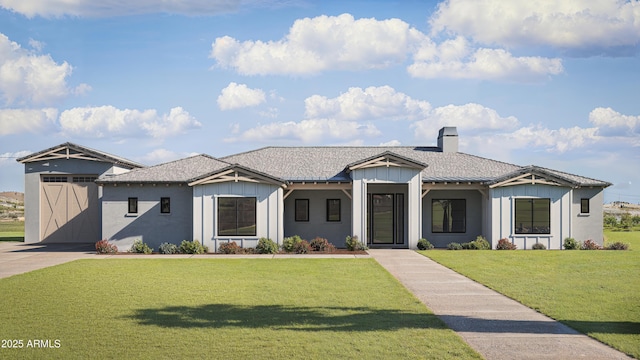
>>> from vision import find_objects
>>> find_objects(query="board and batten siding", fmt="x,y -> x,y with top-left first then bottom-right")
490,184 -> 571,249
192,181 -> 283,251
350,166 -> 422,249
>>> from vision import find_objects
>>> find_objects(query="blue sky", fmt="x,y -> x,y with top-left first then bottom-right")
0,0 -> 638,203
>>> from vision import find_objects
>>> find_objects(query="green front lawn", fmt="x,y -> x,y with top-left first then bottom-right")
420,230 -> 640,359
0,220 -> 24,242
0,259 -> 480,359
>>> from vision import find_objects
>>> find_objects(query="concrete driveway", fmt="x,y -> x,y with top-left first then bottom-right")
0,242 -> 97,279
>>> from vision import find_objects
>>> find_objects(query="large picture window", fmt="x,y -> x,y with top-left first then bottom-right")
432,199 -> 466,233
218,197 -> 256,236
515,198 -> 550,234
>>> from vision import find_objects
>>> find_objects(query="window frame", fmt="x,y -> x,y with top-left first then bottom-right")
580,198 -> 590,214
160,197 -> 171,214
326,199 -> 341,222
514,198 -> 551,234
294,199 -> 309,222
217,197 -> 257,237
431,199 -> 466,233
128,197 -> 138,214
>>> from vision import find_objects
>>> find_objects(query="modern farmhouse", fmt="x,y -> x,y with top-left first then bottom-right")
18,127 -> 611,250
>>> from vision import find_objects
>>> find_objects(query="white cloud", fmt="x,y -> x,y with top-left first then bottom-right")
413,102 -> 520,140
217,82 -> 266,110
304,86 -> 431,121
226,119 -> 380,143
0,150 -> 32,166
589,107 -> 640,133
0,0 -> 287,18
211,13 -> 424,75
430,0 -> 640,53
0,33 -> 86,105
0,108 -> 58,135
210,14 -> 563,81
58,106 -> 201,139
379,139 -> 401,146
409,37 -> 563,81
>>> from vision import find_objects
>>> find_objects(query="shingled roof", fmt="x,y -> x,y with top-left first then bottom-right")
97,154 -> 229,184
221,146 -> 526,183
17,142 -> 144,169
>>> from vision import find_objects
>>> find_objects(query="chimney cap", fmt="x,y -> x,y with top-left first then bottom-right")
438,127 -> 458,137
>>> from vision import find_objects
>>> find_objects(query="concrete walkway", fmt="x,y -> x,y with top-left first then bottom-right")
0,242 -> 98,279
369,249 -> 631,360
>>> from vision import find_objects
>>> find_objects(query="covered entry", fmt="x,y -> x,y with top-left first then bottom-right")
40,175 -> 99,243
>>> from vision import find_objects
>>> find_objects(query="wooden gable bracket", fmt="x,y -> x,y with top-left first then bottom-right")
341,189 -> 352,200
189,168 -> 286,188
489,173 -> 563,189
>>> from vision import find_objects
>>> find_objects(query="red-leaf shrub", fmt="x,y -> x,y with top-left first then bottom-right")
496,238 -> 517,250
581,239 -> 602,250
95,239 -> 118,254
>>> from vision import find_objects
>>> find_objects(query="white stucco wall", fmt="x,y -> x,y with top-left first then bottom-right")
192,181 -> 283,252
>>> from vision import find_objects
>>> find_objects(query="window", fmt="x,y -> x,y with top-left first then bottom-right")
72,176 -> 97,183
515,198 -> 550,234
326,199 -> 341,222
161,197 -> 171,214
128,197 -> 138,214
218,197 -> 256,236
432,199 -> 466,233
42,176 -> 67,182
581,198 -> 590,214
295,199 -> 309,222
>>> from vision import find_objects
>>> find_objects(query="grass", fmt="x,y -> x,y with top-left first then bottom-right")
420,230 -> 640,359
0,220 -> 24,242
0,259 -> 481,359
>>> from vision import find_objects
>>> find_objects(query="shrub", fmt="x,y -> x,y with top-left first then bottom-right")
309,237 -> 336,252
256,237 -> 279,254
345,235 -> 367,251
447,242 -> 462,250
531,243 -> 546,250
218,242 -> 240,254
581,239 -> 602,250
179,239 -> 208,254
282,235 -> 303,253
129,239 -> 153,254
563,237 -> 580,250
605,242 -> 629,250
417,238 -> 434,250
158,242 -> 178,254
293,240 -> 311,254
496,238 -> 517,250
95,239 -> 118,254
472,236 -> 491,250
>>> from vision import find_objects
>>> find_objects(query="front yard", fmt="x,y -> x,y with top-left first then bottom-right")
0,258 -> 480,359
420,230 -> 640,359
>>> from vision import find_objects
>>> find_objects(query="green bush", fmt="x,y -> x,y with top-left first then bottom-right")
309,237 -> 336,252
158,242 -> 178,254
179,240 -> 208,254
531,243 -> 546,250
447,242 -> 462,250
345,235 -> 367,251
472,236 -> 491,250
563,237 -> 580,250
256,237 -> 279,254
218,242 -> 240,254
496,238 -> 517,250
282,235 -> 302,253
293,240 -> 311,254
417,238 -> 434,250
605,242 -> 629,250
130,239 -> 153,254
95,239 -> 118,254
581,239 -> 602,250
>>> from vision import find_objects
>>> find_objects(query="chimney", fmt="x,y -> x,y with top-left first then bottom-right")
437,127 -> 458,153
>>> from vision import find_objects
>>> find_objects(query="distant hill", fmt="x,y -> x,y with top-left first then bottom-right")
0,192 -> 24,203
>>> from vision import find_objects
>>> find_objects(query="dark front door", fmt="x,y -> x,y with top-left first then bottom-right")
368,193 -> 404,246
